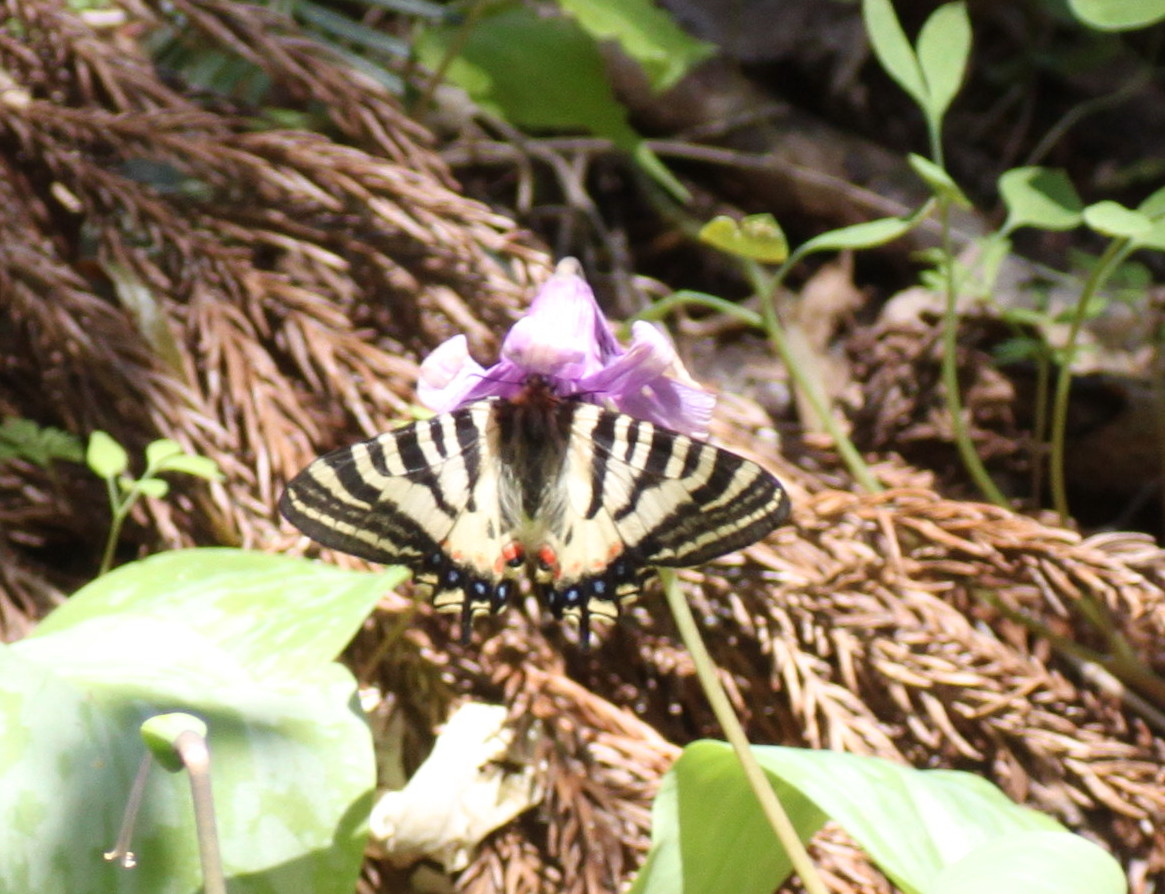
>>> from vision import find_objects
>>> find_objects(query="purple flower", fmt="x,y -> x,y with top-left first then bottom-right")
417,259 -> 715,438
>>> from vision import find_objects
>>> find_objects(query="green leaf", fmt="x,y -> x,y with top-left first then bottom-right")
1067,0 -> 1165,30
916,3 -> 971,127
1137,184 -> 1165,218
863,0 -> 927,110
798,215 -> 921,255
3,549 -> 397,893
699,213 -> 789,263
909,153 -> 971,206
1083,200 -> 1153,238
414,4 -> 687,200
145,438 -> 185,468
156,452 -> 224,481
629,741 -> 1120,894
135,476 -> 170,498
628,742 -> 824,894
33,548 -> 404,679
999,167 -> 1084,234
930,830 -> 1127,894
555,0 -> 715,92
0,417 -> 84,467
86,430 -> 129,478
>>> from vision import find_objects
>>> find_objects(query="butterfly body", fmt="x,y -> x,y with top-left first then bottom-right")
280,377 -> 789,643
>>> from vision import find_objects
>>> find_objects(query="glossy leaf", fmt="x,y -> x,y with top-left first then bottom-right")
3,549 -> 397,894
629,741 -> 1121,894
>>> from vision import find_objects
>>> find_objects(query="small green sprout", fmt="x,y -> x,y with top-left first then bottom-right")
86,432 -> 224,575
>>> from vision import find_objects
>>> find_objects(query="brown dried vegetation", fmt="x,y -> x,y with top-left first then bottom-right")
1,3 -> 1164,894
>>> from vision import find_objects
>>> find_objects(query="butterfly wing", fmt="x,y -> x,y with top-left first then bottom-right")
279,403 -> 520,637
537,404 -> 790,638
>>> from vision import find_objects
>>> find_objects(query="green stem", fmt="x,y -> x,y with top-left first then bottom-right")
99,476 -> 125,576
936,199 -> 1009,507
660,570 -> 830,894
99,479 -> 143,576
1047,238 -> 1131,522
175,730 -> 227,894
630,290 -> 763,330
747,262 -> 882,494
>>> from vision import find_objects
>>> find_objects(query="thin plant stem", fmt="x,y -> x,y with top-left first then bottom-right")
630,289 -> 763,330
660,570 -> 830,894
1047,238 -> 1131,522
175,729 -> 227,894
104,754 -> 152,869
99,476 -> 131,576
936,199 -> 1010,508
746,261 -> 883,494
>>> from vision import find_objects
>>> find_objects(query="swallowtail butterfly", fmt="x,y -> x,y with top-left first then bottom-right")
280,375 -> 789,644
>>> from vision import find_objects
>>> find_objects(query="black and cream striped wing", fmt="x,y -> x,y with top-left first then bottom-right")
537,403 -> 789,627
279,404 -> 519,630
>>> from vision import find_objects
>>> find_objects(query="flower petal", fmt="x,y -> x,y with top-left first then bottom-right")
417,335 -> 487,413
501,259 -> 616,381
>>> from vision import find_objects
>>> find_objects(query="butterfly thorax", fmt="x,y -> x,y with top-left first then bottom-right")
492,375 -> 575,541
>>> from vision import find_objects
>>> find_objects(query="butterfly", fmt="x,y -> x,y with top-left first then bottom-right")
280,375 -> 789,644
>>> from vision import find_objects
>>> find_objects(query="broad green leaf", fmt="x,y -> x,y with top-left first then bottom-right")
34,548 -> 403,679
628,742 -> 824,894
863,0 -> 927,109
909,153 -> 971,206
931,830 -> 1126,894
1067,0 -> 1165,30
155,452 -> 224,481
916,3 -> 971,127
1083,200 -> 1152,238
555,0 -> 715,92
3,637 -> 372,894
999,167 -> 1084,234
798,215 -> 920,255
2,549 -> 393,894
629,741 -> 1101,894
414,4 -> 687,200
87,429 -> 129,478
699,214 -> 789,263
